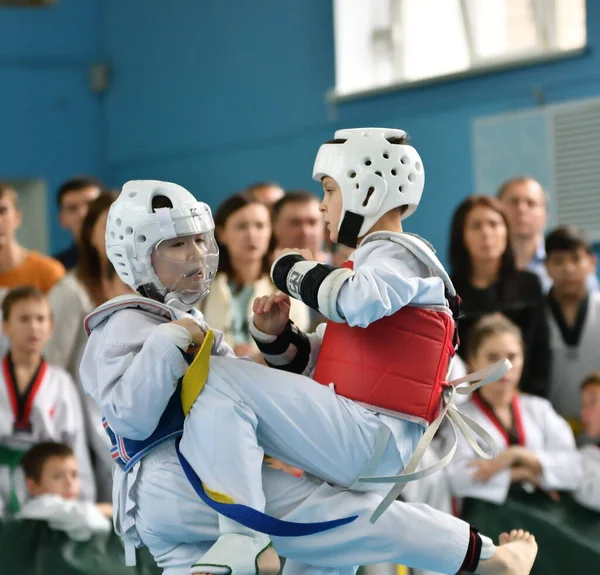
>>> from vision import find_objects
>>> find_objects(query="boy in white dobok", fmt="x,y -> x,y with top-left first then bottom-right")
574,372 -> 600,512
0,286 -> 95,515
81,172 -> 537,575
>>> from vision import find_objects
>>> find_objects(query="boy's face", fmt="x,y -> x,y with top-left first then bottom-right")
320,177 -> 343,243
545,248 -> 596,297
2,298 -> 53,354
0,193 -> 22,248
152,232 -> 212,293
27,455 -> 80,500
581,383 -> 600,438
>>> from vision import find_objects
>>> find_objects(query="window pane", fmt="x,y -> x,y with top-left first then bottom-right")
554,0 -> 586,50
398,0 -> 470,82
466,0 -> 538,61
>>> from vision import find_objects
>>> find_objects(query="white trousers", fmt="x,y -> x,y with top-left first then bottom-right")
132,441 -> 469,575
179,356 -> 424,512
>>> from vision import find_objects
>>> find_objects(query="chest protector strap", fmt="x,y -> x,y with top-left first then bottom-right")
315,233 -> 510,522
361,358 -> 510,523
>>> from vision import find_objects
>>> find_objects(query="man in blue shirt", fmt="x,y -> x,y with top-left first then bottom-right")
497,176 -> 599,293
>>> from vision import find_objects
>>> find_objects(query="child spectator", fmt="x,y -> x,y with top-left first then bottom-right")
445,314 -> 581,505
545,225 -> 600,428
573,372 -> 600,512
0,286 -> 95,515
18,442 -> 111,540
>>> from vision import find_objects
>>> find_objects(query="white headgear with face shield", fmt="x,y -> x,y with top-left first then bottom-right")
312,128 -> 425,247
105,180 -> 219,309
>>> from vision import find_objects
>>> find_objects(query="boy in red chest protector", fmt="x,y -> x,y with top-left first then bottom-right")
252,129 -> 500,504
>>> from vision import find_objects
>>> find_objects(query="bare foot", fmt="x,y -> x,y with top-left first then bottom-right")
476,529 -> 538,575
255,546 -> 281,575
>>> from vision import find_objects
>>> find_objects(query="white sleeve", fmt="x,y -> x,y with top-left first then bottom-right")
573,447 -> 600,512
57,372 -> 96,502
79,310 -> 189,440
189,309 -> 236,358
336,243 -> 446,328
20,495 -> 111,541
443,416 -> 511,504
208,325 -> 237,358
533,400 -> 583,492
45,280 -> 84,370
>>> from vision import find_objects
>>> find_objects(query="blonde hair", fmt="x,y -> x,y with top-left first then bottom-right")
581,371 -> 600,391
466,313 -> 524,360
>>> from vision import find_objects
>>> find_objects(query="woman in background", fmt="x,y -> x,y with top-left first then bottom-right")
449,195 -> 550,398
45,192 -> 119,503
200,193 -> 309,360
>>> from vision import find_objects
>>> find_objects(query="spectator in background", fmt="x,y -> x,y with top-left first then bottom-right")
544,226 -> 600,429
0,183 -> 65,293
200,193 -> 309,359
573,373 -> 600,511
53,177 -> 105,270
0,287 -> 94,516
444,314 -> 580,506
245,180 -> 285,206
18,442 -> 111,540
449,195 -> 551,398
46,193 -> 118,379
497,176 -> 599,292
45,193 -> 118,503
272,190 -> 328,263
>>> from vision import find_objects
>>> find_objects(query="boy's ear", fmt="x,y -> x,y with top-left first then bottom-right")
26,477 -> 41,497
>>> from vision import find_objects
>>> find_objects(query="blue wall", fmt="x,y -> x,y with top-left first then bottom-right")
2,0 -> 600,258
0,0 -> 104,253
102,0 -> 600,263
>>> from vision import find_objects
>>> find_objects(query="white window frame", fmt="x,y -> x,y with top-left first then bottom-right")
330,0 -> 586,102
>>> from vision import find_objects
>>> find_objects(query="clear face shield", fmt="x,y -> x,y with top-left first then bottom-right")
150,203 -> 219,307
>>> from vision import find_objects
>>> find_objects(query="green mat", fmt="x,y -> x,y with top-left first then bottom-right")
461,487 -> 600,574
0,518 -> 160,575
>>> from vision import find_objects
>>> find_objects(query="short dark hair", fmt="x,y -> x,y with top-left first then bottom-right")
545,225 -> 592,256
1,286 -> 47,321
56,176 -> 106,208
272,190 -> 320,222
21,442 -> 75,482
581,371 -> 600,392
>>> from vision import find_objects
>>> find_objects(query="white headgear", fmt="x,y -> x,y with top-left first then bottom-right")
105,180 -> 219,309
313,128 -> 424,247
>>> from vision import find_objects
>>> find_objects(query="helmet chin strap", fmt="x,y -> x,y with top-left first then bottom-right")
337,211 -> 365,249
165,290 -> 205,312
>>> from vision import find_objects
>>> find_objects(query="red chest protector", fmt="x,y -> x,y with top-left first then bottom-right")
312,259 -> 457,427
